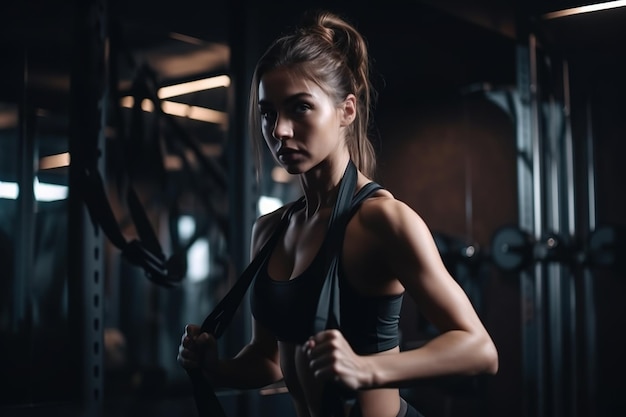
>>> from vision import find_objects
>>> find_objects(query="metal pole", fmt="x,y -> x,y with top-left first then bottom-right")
227,1 -> 259,415
561,59 -> 579,417
68,0 -> 108,415
582,99 -> 598,417
15,48 -> 36,333
544,58 -> 566,417
516,34 -> 545,417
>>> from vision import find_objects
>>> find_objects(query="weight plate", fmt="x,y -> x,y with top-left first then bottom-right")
588,225 -> 625,268
491,225 -> 532,271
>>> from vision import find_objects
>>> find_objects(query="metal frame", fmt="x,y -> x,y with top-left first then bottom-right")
68,0 -> 108,415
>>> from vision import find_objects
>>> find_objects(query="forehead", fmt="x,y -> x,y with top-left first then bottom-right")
258,67 -> 328,104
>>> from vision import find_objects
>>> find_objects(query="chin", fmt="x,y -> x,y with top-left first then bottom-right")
284,168 -> 305,177
281,162 -> 308,175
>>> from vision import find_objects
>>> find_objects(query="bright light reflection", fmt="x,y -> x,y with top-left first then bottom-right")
187,238 -> 210,283
258,196 -> 283,215
178,215 -> 196,240
0,179 -> 68,202
0,181 -> 19,199
35,178 -> 68,202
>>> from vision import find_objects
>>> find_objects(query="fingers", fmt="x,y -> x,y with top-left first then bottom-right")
303,329 -> 343,355
184,323 -> 201,338
301,330 -> 364,390
302,330 -> 345,376
178,324 -> 214,370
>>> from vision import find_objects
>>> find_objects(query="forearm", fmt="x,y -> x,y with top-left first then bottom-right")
210,344 -> 283,390
367,330 -> 498,389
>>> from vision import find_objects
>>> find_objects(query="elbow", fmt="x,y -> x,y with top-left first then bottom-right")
480,337 -> 499,375
464,331 -> 498,376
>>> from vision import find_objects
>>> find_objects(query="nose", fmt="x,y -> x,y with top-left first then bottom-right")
272,114 -> 292,141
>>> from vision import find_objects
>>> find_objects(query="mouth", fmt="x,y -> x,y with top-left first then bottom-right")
276,147 -> 298,157
276,148 -> 301,163
276,148 -> 299,158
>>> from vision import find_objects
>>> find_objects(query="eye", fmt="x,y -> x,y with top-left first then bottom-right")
295,103 -> 311,113
292,102 -> 312,116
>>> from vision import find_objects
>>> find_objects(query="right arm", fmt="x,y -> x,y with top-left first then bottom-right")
178,208 -> 288,389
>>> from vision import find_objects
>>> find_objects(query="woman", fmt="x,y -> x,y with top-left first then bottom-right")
178,10 -> 498,417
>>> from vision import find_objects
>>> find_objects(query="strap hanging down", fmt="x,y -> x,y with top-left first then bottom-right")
187,197 -> 304,417
314,162 -> 382,417
314,163 -> 383,333
79,167 -> 186,287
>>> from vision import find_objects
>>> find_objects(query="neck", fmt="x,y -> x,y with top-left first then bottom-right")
299,156 -> 351,218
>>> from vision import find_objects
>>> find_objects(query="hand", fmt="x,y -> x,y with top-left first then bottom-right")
177,324 -> 219,375
302,329 -> 371,391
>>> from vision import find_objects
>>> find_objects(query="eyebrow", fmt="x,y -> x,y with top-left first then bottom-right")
258,92 -> 314,107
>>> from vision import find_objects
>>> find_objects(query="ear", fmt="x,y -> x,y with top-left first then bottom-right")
339,94 -> 357,126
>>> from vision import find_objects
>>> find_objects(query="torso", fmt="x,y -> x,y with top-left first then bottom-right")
251,182 -> 406,417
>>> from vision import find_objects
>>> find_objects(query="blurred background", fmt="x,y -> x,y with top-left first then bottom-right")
1,0 -> 625,416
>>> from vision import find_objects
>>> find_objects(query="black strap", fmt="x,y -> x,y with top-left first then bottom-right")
187,197 -> 304,417
314,177 -> 382,333
313,163 -> 382,417
79,167 -> 186,287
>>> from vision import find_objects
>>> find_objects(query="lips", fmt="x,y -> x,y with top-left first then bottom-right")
276,148 -> 300,162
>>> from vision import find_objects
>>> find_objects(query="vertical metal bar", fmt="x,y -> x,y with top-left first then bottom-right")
227,1 -> 259,415
563,63 -> 576,240
529,35 -> 543,243
68,0 -> 108,415
561,59 -> 578,417
545,65 -> 564,417
516,34 -> 544,417
583,100 -> 598,417
15,49 -> 36,333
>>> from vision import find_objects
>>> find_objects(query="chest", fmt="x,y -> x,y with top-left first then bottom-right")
266,205 -> 392,296
267,210 -> 332,281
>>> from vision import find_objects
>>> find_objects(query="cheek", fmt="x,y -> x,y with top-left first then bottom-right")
261,124 -> 276,144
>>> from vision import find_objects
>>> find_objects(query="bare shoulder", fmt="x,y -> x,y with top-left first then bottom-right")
250,199 -> 301,255
355,188 -> 427,236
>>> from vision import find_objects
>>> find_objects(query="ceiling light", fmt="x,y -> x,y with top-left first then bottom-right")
543,0 -> 626,19
158,75 -> 230,99
39,152 -> 70,170
169,32 -> 205,46
120,97 -> 227,125
160,101 -> 228,125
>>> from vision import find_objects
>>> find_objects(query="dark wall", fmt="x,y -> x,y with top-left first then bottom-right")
377,95 -> 521,416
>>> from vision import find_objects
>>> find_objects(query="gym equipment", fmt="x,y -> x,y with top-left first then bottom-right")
587,224 -> 626,272
490,224 -> 626,272
433,232 -> 481,268
490,226 -> 534,271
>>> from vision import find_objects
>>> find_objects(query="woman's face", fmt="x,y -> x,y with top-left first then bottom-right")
258,67 -> 354,175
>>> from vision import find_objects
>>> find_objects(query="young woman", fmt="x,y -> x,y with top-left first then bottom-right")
178,10 -> 498,417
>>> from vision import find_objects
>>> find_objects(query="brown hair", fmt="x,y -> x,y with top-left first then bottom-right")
249,10 -> 378,179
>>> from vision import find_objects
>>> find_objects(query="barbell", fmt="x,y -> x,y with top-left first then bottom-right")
490,224 -> 626,272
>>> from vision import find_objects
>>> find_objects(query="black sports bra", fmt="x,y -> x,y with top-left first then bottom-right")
251,188 -> 404,355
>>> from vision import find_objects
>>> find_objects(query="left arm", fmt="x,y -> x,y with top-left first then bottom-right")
305,198 -> 498,389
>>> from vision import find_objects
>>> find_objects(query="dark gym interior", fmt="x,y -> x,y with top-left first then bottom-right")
1,0 -> 625,416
